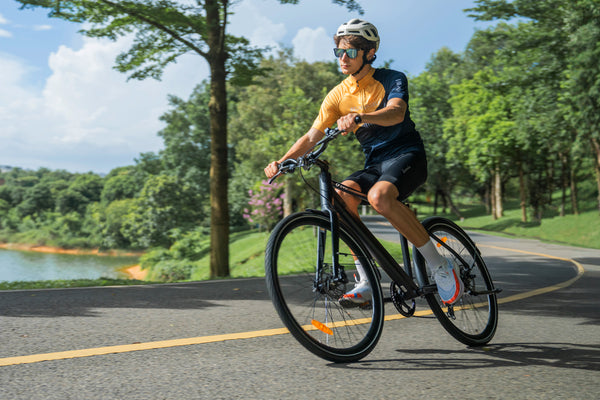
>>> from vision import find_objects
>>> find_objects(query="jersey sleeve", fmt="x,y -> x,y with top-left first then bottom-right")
311,86 -> 343,133
385,70 -> 410,103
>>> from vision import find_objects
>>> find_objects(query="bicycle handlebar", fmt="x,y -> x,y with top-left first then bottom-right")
268,127 -> 343,184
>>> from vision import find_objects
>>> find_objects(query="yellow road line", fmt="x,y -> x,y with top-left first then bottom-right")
0,244 -> 586,367
478,243 -> 585,304
0,327 -> 290,367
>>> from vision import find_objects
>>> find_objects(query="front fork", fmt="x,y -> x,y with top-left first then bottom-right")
314,167 -> 348,288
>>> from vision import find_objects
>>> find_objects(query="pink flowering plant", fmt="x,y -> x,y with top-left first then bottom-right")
243,180 -> 285,231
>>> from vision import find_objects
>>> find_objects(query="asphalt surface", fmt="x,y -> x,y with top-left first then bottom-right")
0,217 -> 598,399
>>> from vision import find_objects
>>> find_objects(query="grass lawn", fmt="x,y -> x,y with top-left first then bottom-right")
414,201 -> 600,250
3,198 -> 598,290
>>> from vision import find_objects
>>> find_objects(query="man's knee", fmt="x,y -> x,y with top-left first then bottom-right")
367,182 -> 398,214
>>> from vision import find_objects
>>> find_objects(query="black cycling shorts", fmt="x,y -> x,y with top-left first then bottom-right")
344,151 -> 427,201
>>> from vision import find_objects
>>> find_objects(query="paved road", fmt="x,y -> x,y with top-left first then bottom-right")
0,219 -> 598,399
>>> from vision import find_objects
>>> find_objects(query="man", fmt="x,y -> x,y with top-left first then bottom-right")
264,18 -> 463,305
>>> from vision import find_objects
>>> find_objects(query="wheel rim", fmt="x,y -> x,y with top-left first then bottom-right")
429,226 -> 497,339
269,217 -> 383,356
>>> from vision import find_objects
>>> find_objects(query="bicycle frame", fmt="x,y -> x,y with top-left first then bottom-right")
311,158 -> 429,300
266,128 -> 500,361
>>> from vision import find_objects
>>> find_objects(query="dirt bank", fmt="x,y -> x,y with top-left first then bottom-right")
0,243 -> 143,257
120,264 -> 148,280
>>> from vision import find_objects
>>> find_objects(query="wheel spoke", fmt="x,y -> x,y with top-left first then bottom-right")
265,213 -> 384,362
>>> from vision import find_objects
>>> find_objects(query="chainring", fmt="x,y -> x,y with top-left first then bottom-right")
390,281 -> 416,317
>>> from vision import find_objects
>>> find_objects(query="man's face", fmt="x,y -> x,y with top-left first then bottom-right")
337,41 -> 364,76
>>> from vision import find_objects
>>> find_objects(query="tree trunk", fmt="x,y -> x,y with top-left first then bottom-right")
569,162 -> 579,216
440,187 -> 462,219
592,137 -> 600,216
483,182 -> 491,215
490,177 -> 497,220
283,179 -> 293,217
560,153 -> 567,217
547,158 -> 554,206
445,191 -> 463,220
494,165 -> 503,219
207,0 -> 229,278
518,160 -> 527,222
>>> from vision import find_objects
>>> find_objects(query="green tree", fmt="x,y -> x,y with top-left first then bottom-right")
562,0 -> 600,214
101,166 -> 141,203
445,65 -> 517,220
467,0 -> 600,217
56,188 -> 89,214
102,199 -> 136,248
70,173 -> 104,203
122,174 -> 204,248
230,51 -> 361,218
16,0 -> 363,277
411,47 -> 469,217
17,182 -> 54,217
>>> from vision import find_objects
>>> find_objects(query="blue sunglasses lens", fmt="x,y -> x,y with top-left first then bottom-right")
334,48 -> 358,59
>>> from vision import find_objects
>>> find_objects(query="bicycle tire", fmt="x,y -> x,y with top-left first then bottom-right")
417,217 -> 498,346
265,211 -> 384,363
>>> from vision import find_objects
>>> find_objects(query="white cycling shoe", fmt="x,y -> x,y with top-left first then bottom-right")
433,258 -> 464,305
339,280 -> 371,307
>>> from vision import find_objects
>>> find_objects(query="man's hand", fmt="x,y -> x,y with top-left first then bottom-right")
337,113 -> 361,135
264,161 -> 279,179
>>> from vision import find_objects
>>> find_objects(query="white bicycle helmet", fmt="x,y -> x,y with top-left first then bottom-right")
336,18 -> 380,51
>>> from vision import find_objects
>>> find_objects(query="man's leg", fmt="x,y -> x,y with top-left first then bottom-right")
367,181 -> 463,304
337,180 -> 372,305
366,181 -> 429,246
336,180 -> 363,220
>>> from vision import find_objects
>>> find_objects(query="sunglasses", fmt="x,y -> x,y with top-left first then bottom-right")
333,48 -> 359,59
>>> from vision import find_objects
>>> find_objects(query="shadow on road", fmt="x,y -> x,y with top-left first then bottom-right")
329,342 -> 600,372
0,279 -> 271,318
500,269 -> 600,326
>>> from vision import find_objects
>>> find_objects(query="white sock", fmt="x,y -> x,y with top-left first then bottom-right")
417,240 -> 446,270
354,259 -> 368,282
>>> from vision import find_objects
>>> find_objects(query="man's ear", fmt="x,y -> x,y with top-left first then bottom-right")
367,48 -> 377,62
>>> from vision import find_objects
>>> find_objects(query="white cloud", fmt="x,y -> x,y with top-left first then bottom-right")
291,27 -> 331,63
0,13 -> 12,38
33,25 -> 52,31
0,36 -> 209,173
229,0 -> 286,49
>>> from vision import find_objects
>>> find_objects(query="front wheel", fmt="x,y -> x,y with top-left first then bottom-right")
417,217 -> 498,346
265,212 -> 384,363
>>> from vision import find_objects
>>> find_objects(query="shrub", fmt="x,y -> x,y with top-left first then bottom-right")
243,180 -> 284,231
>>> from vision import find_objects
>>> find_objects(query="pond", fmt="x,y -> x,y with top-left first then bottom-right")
0,248 -> 139,282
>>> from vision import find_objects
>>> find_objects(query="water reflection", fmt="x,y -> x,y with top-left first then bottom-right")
0,249 -> 139,282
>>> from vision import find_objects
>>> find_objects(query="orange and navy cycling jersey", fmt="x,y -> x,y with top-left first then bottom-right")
312,67 -> 424,168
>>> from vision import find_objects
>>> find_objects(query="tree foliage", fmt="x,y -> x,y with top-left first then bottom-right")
3,0 -> 599,281
14,0 -> 363,278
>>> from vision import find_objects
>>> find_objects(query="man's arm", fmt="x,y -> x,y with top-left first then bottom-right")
264,127 -> 325,178
337,97 -> 407,133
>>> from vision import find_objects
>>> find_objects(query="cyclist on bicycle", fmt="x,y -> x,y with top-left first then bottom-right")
264,18 -> 463,306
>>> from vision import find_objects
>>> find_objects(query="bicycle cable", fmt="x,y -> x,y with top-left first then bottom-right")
296,128 -> 343,208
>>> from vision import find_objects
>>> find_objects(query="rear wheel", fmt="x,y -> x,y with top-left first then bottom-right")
417,217 -> 498,346
265,212 -> 384,363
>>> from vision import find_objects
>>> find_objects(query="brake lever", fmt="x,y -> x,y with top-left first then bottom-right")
267,172 -> 282,185
268,159 -> 298,184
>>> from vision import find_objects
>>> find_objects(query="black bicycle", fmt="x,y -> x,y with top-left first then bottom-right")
264,127 -> 500,363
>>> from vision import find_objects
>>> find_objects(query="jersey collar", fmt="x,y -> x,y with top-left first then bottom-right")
345,67 -> 376,94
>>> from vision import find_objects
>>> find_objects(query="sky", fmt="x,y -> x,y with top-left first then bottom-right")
0,0 -> 494,174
